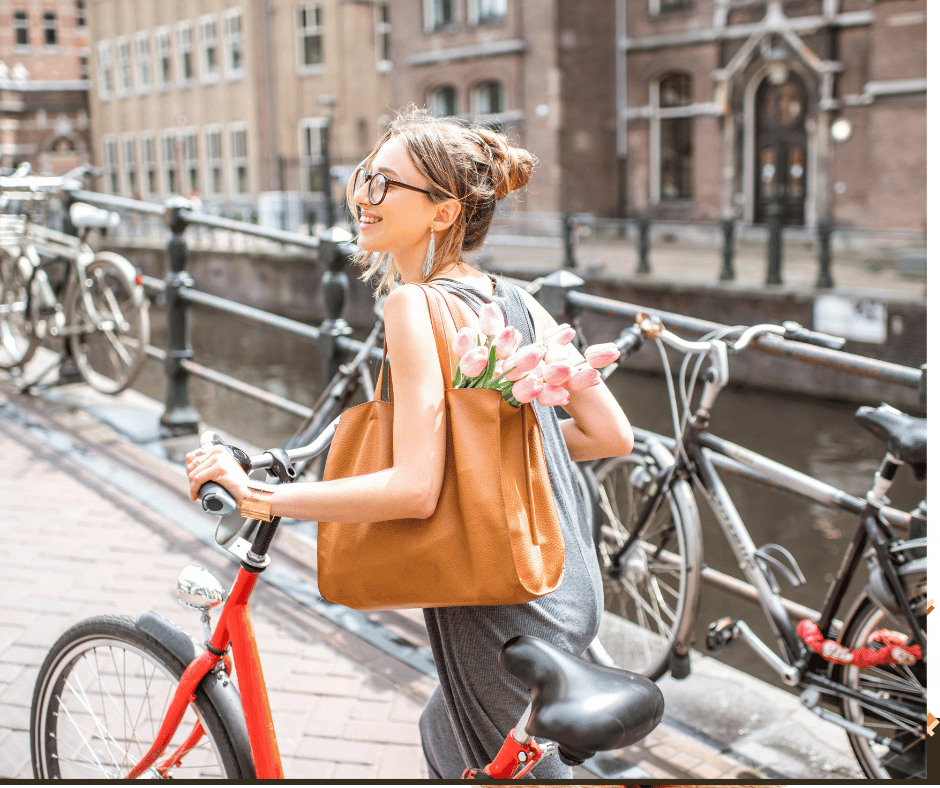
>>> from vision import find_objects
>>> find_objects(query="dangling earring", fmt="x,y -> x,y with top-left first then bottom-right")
422,228 -> 435,279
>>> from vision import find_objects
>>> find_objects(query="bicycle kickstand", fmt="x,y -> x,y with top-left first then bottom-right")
19,349 -> 82,394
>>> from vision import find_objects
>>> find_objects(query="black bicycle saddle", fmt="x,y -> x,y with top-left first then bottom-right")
499,635 -> 665,765
854,404 -> 927,480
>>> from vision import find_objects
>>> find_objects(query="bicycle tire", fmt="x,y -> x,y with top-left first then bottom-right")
26,263 -> 65,342
589,447 -> 702,680
0,249 -> 38,369
833,582 -> 927,779
30,615 -> 245,780
66,252 -> 150,394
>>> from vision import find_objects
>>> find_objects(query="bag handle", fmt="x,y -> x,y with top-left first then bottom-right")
371,284 -> 467,402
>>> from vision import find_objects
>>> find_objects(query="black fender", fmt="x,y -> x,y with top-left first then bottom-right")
136,610 -> 256,778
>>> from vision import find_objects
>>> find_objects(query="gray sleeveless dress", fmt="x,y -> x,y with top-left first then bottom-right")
419,277 -> 603,779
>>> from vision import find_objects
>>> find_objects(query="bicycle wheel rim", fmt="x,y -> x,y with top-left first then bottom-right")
68,260 -> 149,394
592,452 -> 696,679
839,597 -> 927,779
34,634 -> 231,779
0,252 -> 37,368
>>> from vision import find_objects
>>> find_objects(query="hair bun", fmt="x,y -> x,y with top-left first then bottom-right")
476,128 -> 535,200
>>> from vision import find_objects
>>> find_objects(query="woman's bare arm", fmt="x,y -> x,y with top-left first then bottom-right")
187,284 -> 448,522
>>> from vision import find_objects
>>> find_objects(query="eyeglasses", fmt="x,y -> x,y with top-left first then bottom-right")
351,167 -> 433,205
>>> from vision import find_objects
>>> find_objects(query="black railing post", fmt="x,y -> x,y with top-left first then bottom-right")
765,198 -> 783,285
816,218 -> 834,289
635,214 -> 650,274
719,217 -> 736,281
563,212 -> 577,269
160,196 -> 200,435
316,228 -> 354,383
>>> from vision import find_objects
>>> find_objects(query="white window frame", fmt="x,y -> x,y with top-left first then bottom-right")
76,0 -> 87,29
423,0 -> 458,32
42,11 -> 58,48
135,33 -> 151,93
13,10 -> 29,48
199,15 -> 220,83
115,37 -> 132,96
161,131 -> 180,196
141,134 -> 158,197
299,118 -> 327,195
203,126 -> 224,197
468,0 -> 507,26
223,9 -> 245,80
472,79 -> 505,117
97,41 -> 113,100
649,73 -> 696,203
228,123 -> 249,195
427,85 -> 458,117
375,3 -> 392,72
102,136 -> 119,194
122,135 -> 138,196
296,4 -> 325,74
181,130 -> 199,195
176,22 -> 195,87
155,28 -> 172,90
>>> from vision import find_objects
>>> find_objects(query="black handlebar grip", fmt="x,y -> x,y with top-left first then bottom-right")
782,322 -> 846,351
617,325 -> 645,357
200,481 -> 237,516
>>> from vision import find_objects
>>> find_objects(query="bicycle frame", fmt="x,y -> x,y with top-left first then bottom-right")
126,564 -> 282,779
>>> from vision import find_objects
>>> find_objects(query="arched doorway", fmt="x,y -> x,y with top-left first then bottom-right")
753,72 -> 807,225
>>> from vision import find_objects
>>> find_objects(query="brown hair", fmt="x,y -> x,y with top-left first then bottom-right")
346,106 -> 536,294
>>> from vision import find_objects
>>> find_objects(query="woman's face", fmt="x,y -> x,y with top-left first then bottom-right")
353,135 -> 437,260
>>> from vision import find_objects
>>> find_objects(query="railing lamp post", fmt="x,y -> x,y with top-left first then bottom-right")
160,196 -> 201,435
317,226 -> 354,383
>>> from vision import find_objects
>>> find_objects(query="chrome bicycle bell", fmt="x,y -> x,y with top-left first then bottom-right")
177,564 -> 226,610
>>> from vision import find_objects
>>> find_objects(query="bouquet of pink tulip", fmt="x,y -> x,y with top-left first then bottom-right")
452,302 -> 621,408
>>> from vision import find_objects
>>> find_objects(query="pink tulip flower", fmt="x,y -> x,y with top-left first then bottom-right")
544,323 -> 576,346
537,383 -> 570,407
568,367 -> 602,391
494,326 -> 522,360
512,376 -> 544,404
544,344 -> 575,365
503,343 -> 547,381
479,303 -> 505,337
452,326 -> 479,358
459,346 -> 489,378
543,362 -> 574,387
584,343 -> 621,369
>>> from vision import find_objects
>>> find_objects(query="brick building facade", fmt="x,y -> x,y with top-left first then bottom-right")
0,0 -> 91,174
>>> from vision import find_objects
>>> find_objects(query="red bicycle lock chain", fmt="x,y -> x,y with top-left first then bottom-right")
797,619 -> 921,668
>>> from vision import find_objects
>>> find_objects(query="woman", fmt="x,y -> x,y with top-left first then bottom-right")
186,108 -> 633,778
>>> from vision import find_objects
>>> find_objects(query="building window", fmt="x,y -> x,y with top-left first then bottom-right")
427,85 -> 457,117
658,73 -> 693,200
177,23 -> 194,86
424,0 -> 456,31
135,34 -> 151,92
299,119 -> 326,193
200,17 -> 219,81
79,53 -> 89,80
229,125 -> 248,194
116,38 -> 131,95
180,132 -> 198,195
474,80 -> 505,116
76,0 -> 86,28
43,12 -> 57,47
122,137 -> 137,196
155,29 -> 172,88
103,138 -> 118,194
650,0 -> 693,12
142,135 -> 157,196
97,42 -> 113,99
223,10 -> 244,78
162,132 -> 179,195
14,11 -> 29,47
297,5 -> 324,70
204,128 -> 223,195
375,4 -> 391,70
470,0 -> 506,24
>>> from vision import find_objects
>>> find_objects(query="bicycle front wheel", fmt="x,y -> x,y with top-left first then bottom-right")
834,587 -> 927,779
31,615 -> 245,780
590,449 -> 702,680
66,253 -> 150,394
0,250 -> 38,369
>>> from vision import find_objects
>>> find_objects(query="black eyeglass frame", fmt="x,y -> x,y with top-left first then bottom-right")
352,166 -> 433,205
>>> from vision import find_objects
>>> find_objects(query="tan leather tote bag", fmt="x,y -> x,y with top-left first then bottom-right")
316,284 -> 564,611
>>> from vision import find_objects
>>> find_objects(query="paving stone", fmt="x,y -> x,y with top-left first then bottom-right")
0,729 -> 30,779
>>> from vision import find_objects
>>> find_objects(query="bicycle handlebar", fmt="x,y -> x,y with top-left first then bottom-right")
196,417 -> 341,517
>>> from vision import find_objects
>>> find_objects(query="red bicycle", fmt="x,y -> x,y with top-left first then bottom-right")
30,425 -> 663,779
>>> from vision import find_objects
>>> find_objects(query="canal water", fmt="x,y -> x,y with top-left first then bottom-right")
135,308 -> 924,689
